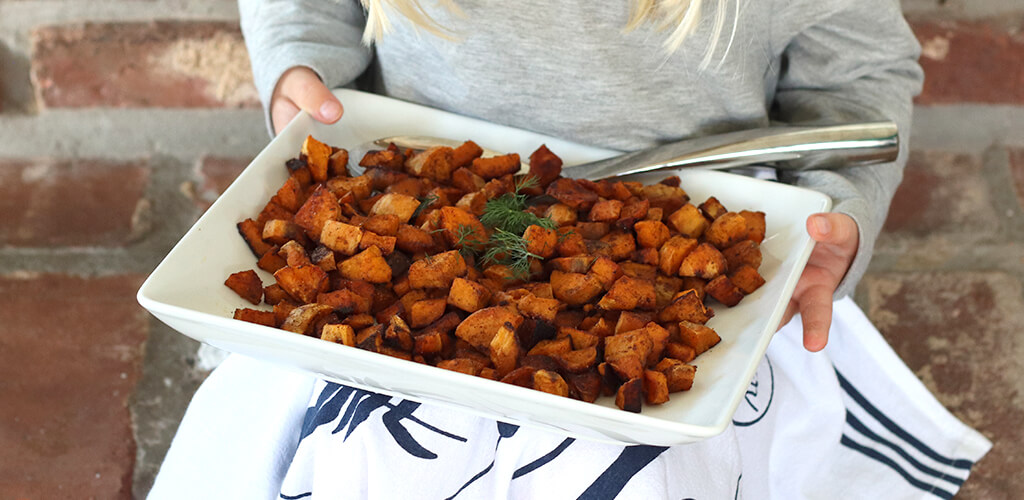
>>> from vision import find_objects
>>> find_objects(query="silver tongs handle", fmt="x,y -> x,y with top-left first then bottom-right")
563,121 -> 899,180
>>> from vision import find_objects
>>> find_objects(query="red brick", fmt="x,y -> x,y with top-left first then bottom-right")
31,22 -> 258,108
882,150 -> 994,235
0,273 -> 148,499
863,272 -> 1024,499
0,159 -> 149,247
911,19 -> 1024,105
1011,149 -> 1024,212
193,156 -> 251,211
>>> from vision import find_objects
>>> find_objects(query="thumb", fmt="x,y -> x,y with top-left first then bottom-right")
807,212 -> 858,250
278,67 -> 344,124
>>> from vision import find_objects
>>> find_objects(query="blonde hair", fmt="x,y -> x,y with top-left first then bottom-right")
358,0 -> 736,64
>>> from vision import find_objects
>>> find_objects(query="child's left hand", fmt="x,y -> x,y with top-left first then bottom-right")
778,213 -> 859,352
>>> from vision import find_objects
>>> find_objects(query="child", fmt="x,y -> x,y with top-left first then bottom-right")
149,1 -> 991,498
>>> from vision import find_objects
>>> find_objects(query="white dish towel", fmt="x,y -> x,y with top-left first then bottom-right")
149,297 -> 991,499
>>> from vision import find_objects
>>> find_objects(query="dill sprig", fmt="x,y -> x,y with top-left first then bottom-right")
410,193 -> 439,221
481,228 -> 540,280
479,175 -> 556,235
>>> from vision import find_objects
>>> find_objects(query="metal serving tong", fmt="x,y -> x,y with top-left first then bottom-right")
356,121 -> 898,180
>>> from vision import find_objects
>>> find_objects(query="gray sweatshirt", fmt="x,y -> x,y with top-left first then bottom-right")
238,0 -> 923,298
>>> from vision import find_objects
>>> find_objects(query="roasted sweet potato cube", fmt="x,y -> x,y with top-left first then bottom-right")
633,248 -> 659,267
338,246 -> 393,283
422,312 -> 462,338
633,220 -> 670,249
414,331 -> 446,356
437,357 -> 485,376
617,198 -> 649,228
599,232 -> 636,261
533,370 -> 570,397
359,146 -> 405,170
328,148 -> 349,177
281,303 -> 334,335
620,262 -> 657,281
274,264 -> 329,304
550,270 -> 604,306
233,308 -> 276,327
408,298 -> 448,328
439,206 -> 488,250
482,175 -> 515,199
263,283 -> 291,305
271,176 -> 305,212
277,240 -> 311,268
680,276 -> 708,301
310,245 -> 336,272
639,322 -> 670,365
677,242 -> 727,279
317,289 -> 371,315
396,224 -> 437,254
301,135 -> 332,182
566,369 -> 602,402
643,369 -> 670,405
616,377 -> 643,413
489,321 -> 521,378
657,289 -> 713,324
257,201 -> 294,228
470,153 -> 521,179
611,311 -> 648,335
517,293 -> 562,322
664,342 -> 696,363
704,212 -> 749,249
587,256 -> 622,290
455,306 -> 523,351
555,227 -> 586,257
598,275 -> 656,311
604,330 -> 653,379
528,144 -> 563,187
699,196 -> 728,220
450,140 -> 484,168
722,240 -> 762,271
321,323 -> 356,346
528,336 -> 573,357
658,236 -> 699,276
409,250 -> 467,289
544,203 -> 578,227
730,265 -> 766,295
739,210 -> 766,243
406,145 -> 455,182
705,274 -> 744,307
399,289 -> 430,315
655,358 -> 697,392
497,366 -> 535,387
320,220 -> 363,256
447,277 -> 491,313
361,214 -> 400,237
564,326 -> 600,349
455,191 -> 487,216
679,320 -> 721,355
237,218 -> 274,257
261,219 -> 304,246
588,199 -> 623,223
273,302 -> 297,326
546,178 -> 598,211
342,313 -> 375,330
666,203 -> 708,238
326,175 -> 372,201
522,224 -> 558,259
556,346 -> 598,373
359,230 -> 397,255
225,269 -> 263,305
549,255 -> 596,274
370,193 -> 421,224
642,183 -> 688,213
383,315 -> 415,351
653,275 -> 682,309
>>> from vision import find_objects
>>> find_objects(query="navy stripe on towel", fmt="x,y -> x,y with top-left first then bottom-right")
840,435 -> 954,500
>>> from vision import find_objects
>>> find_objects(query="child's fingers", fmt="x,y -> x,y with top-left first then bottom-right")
278,67 -> 343,124
807,213 -> 858,254
798,283 -> 834,352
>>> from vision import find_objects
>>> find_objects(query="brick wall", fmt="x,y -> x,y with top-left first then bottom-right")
0,0 -> 1021,498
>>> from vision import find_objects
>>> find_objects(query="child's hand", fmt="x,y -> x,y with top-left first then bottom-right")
270,66 -> 344,135
778,213 -> 859,352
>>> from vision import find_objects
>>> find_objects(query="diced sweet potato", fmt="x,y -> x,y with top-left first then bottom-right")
588,199 -> 623,223
406,146 -> 455,182
233,308 -> 276,327
456,191 -> 488,216
658,236 -> 699,276
301,135 -> 332,182
383,315 -> 415,352
704,212 -> 749,249
678,320 -> 721,355
664,342 -> 696,363
271,176 -> 305,212
566,369 -> 602,403
318,288 -> 370,314
225,269 -> 263,305
414,331 -> 446,356
642,183 -> 688,214
455,306 -> 523,351
320,220 -> 363,256
657,289 -> 713,324
643,369 -> 670,405
615,377 -> 643,413
261,219 -> 304,246
533,370 -> 570,397
278,240 -> 311,268
490,321 -> 521,378
451,167 -> 486,194
574,222 -> 610,240
409,250 -> 468,289
545,203 -> 578,227
281,303 -> 334,335
326,175 -> 372,201
338,246 -> 393,284
517,293 -> 562,322
362,214 -> 401,237
740,210 -> 766,243
597,275 -> 656,311
527,336 -> 573,357
274,264 -> 329,304
662,360 -> 697,392
597,232 -> 636,262
321,323 -> 356,346
452,140 -> 484,168
555,228 -> 586,257
699,196 -> 728,220
408,298 -> 448,328
666,203 -> 708,238
654,274 -> 683,309
633,220 -> 670,249
550,270 -> 604,306
257,201 -> 294,228
722,240 -> 762,271
359,145 -> 405,170
310,245 -> 336,272
705,274 -> 744,307
546,178 -> 598,211
730,265 -> 766,295
470,153 -> 521,179
556,346 -> 597,373
448,277 -> 491,313
328,148 -> 349,177
619,262 -> 657,281
549,255 -> 596,274
680,276 -> 708,301
587,256 -> 621,290
237,218 -> 274,257
677,242 -> 727,279
370,193 -> 421,224
528,144 -> 563,187
263,283 -> 291,305
437,357 -> 485,376
604,330 -> 653,380
616,198 -> 649,230
523,224 -> 558,259
439,206 -> 487,250
359,230 -> 397,255
294,186 -> 342,241
396,224 -> 437,254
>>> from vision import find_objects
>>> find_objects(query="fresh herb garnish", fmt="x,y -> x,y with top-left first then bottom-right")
480,175 -> 556,235
410,193 -> 439,221
481,227 -> 541,280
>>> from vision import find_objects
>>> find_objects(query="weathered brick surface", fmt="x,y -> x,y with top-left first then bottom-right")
863,272 -> 1024,499
192,156 -> 251,211
1011,149 -> 1024,212
0,159 -> 149,247
31,22 -> 258,109
912,19 -> 1024,105
0,273 -> 148,499
881,150 -> 997,237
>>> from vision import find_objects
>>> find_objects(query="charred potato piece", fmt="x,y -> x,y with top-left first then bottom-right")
225,269 -> 263,305
409,250 -> 468,289
455,306 -> 523,351
550,270 -> 604,306
677,242 -> 728,280
448,277 -> 492,313
597,275 -> 656,311
233,308 -> 276,327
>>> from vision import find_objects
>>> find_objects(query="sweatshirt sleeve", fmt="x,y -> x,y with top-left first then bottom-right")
238,0 -> 373,136
769,0 -> 924,299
